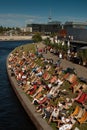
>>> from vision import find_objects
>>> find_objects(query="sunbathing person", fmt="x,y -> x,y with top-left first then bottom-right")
49,75 -> 57,84
54,78 -> 64,87
36,99 -> 51,113
32,95 -> 49,105
75,107 -> 85,119
76,92 -> 87,104
55,115 -> 76,130
46,86 -> 60,99
45,64 -> 51,71
47,88 -> 60,99
23,81 -> 31,92
27,84 -> 37,95
48,106 -> 59,124
67,74 -> 77,84
42,72 -> 51,81
58,120 -> 74,130
31,85 -> 44,98
46,82 -> 52,90
35,69 -> 43,77
74,88 -> 83,101
41,104 -> 54,119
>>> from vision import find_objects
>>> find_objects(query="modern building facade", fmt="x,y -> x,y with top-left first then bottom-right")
27,21 -> 62,34
26,21 -> 87,42
64,21 -> 87,42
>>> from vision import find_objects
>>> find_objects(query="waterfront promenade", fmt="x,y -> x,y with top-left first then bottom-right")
38,42 -> 87,80
7,42 -> 87,130
44,52 -> 87,80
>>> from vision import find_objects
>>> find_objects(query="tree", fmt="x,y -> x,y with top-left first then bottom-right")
78,49 -> 87,66
32,32 -> 42,43
44,37 -> 51,46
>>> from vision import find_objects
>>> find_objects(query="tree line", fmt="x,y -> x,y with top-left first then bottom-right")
0,26 -> 21,35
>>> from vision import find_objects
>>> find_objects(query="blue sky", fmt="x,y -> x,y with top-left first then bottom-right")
0,0 -> 87,27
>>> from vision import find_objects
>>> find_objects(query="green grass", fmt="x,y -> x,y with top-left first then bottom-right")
12,43 -> 87,130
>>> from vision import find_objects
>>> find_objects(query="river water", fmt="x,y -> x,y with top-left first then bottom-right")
0,40 -> 36,130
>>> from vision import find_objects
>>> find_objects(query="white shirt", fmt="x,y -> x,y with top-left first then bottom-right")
52,108 -> 59,118
59,124 -> 72,130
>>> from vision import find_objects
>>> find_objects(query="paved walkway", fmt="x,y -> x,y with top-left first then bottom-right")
38,42 -> 87,82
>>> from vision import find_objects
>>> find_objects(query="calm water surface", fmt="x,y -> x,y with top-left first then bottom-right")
0,40 -> 36,130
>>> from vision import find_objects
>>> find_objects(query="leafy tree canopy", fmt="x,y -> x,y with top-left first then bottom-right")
32,32 -> 42,43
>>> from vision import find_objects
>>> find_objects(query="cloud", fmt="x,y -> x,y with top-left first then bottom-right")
56,16 -> 87,23
1,13 -> 86,27
0,13 -> 41,19
0,13 -> 47,27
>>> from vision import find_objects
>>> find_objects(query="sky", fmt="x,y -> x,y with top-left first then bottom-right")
0,0 -> 87,27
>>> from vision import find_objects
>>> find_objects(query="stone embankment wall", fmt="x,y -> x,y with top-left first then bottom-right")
6,55 -> 53,130
0,36 -> 32,41
0,35 -> 49,41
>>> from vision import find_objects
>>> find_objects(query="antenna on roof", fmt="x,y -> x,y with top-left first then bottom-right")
48,8 -> 52,22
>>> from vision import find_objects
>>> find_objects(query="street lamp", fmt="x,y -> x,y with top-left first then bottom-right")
67,38 -> 71,60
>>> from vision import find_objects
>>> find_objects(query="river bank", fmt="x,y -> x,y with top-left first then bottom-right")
0,35 -> 49,41
6,42 -> 53,130
6,42 -> 87,130
0,35 -> 32,41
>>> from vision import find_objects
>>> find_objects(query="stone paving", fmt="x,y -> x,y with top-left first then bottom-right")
38,42 -> 87,82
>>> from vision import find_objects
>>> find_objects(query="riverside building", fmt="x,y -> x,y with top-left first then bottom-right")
26,21 -> 87,43
27,21 -> 62,35
64,21 -> 87,42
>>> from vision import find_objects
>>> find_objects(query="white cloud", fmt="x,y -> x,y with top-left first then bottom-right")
56,16 -> 87,23
0,13 -> 41,19
2,13 -> 86,27
0,13 -> 47,27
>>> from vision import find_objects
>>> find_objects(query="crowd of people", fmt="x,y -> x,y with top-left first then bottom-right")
7,43 -> 87,130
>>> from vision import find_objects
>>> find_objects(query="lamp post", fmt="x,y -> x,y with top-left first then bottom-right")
67,37 -> 71,60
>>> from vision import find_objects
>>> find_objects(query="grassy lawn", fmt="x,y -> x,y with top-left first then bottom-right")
13,43 -> 87,130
